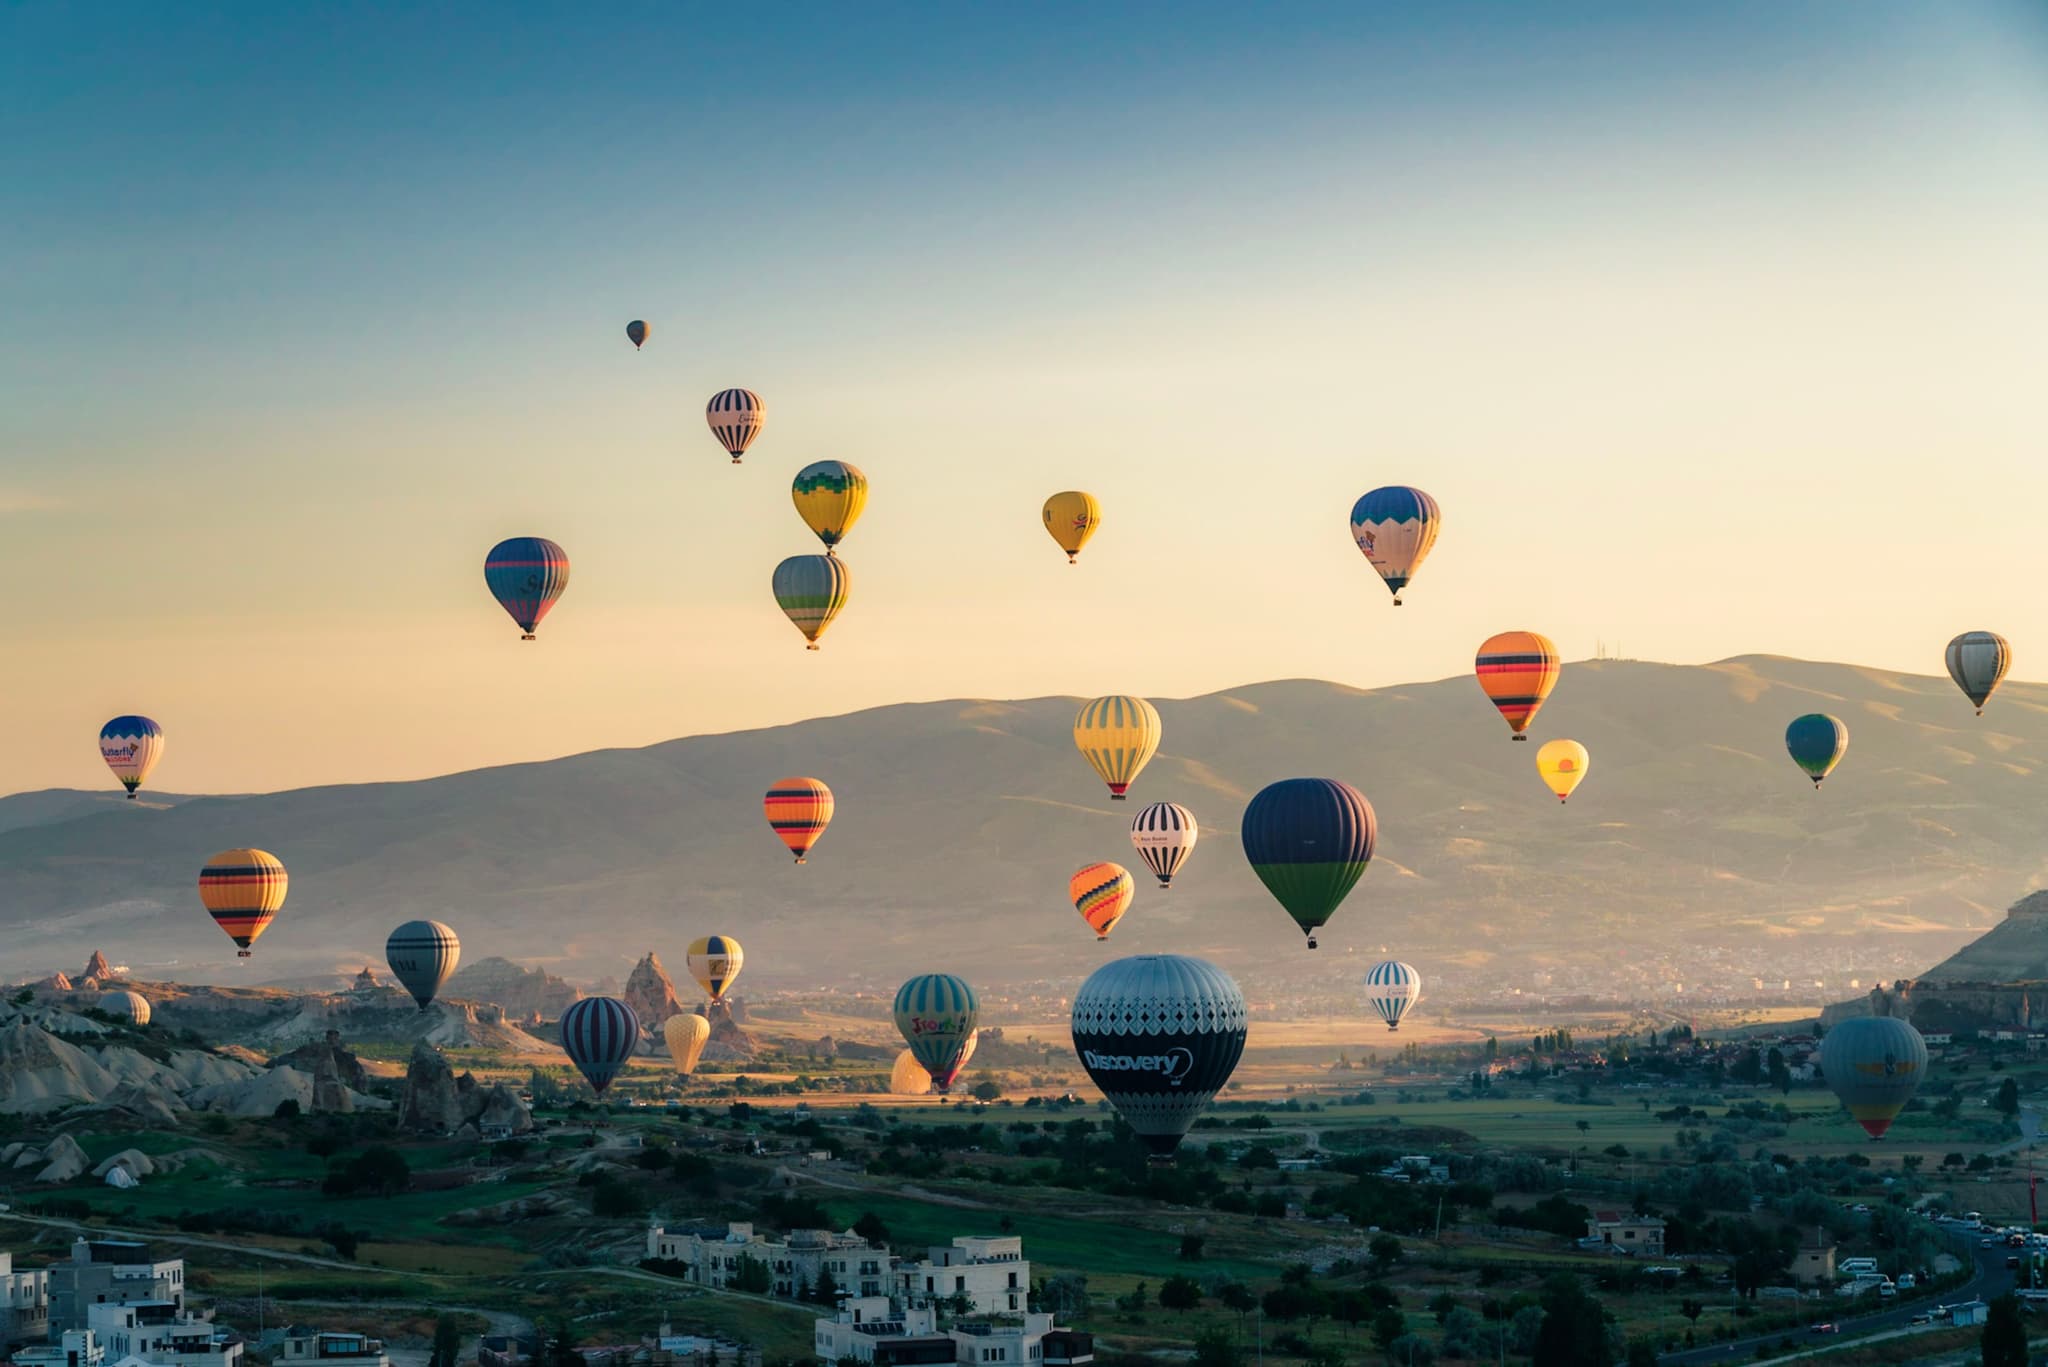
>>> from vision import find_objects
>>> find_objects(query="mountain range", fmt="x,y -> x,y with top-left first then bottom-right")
1,655 -> 2042,991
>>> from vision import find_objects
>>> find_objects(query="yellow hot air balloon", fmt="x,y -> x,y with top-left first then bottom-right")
1073,695 -> 1161,800
686,936 -> 744,1003
1535,739 -> 1590,803
664,1013 -> 711,1075
792,461 -> 868,555
1042,491 -> 1101,564
889,1049 -> 933,1096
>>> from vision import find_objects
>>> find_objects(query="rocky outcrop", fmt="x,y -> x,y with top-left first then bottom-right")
33,973 -> 73,993
624,953 -> 686,1029
353,966 -> 380,990
398,1042 -> 531,1135
34,1134 -> 89,1183
92,1148 -> 155,1181
270,1030 -> 369,1092
93,1081 -> 186,1129
443,957 -> 581,1019
701,1001 -> 758,1062
0,1021 -> 120,1112
477,1083 -> 532,1135
80,952 -> 114,983
186,1066 -> 387,1117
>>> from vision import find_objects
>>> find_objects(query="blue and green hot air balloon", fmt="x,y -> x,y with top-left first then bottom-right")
1785,714 -> 1848,788
1240,778 -> 1377,949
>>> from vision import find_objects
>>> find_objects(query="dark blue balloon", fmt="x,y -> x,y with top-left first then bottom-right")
560,996 -> 639,1094
1240,778 -> 1377,947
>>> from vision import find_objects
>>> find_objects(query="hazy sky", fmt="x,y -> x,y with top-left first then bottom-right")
4,2 -> 2045,796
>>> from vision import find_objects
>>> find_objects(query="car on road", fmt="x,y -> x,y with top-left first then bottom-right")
1809,1323 -> 1838,1334
1983,1238 -> 2000,1247
1909,1313 -> 1934,1325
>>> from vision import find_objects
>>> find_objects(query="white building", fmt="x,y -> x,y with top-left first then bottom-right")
277,1329 -> 390,1367
2,1250 -> 52,1348
86,1300 -> 241,1367
814,1298 -> 1092,1367
646,1224 -> 892,1300
12,1329 -> 104,1367
895,1239 -> 1030,1316
49,1241 -> 184,1332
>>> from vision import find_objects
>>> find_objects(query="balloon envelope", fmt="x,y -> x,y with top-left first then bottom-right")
99,990 -> 151,1026
561,996 -> 639,1095
1073,695 -> 1161,800
1129,801 -> 1198,888
626,320 -> 649,349
1240,778 -> 1376,948
707,388 -> 765,462
1819,1016 -> 1927,1138
99,716 -> 164,798
665,1014 -> 711,1075
773,555 -> 851,649
792,461 -> 868,552
1945,631 -> 2011,715
1364,960 -> 1422,1031
1535,739 -> 1590,803
484,537 -> 570,639
889,1049 -> 933,1096
198,849 -> 288,957
686,936 -> 744,1003
893,974 -> 979,1094
386,919 -> 461,1011
1071,954 -> 1247,1159
1042,491 -> 1102,563
1349,486 -> 1441,604
1070,862 -> 1135,940
1786,713 -> 1849,786
764,777 -> 834,863
1475,631 -> 1560,738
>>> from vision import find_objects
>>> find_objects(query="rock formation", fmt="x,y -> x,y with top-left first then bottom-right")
79,951 -> 113,983
269,1030 -> 370,1092
398,1042 -> 531,1135
353,966 -> 380,991
701,1000 -> 758,1062
624,952 -> 686,1028
444,957 -> 582,1019
34,1134 -> 89,1183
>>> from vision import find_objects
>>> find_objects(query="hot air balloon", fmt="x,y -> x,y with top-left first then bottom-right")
1042,491 -> 1101,564
773,555 -> 850,650
664,1014 -> 711,1076
98,990 -> 150,1026
1945,631 -> 2011,716
893,974 -> 978,1094
626,320 -> 649,350
1786,714 -> 1848,787
560,996 -> 639,1095
889,1049 -> 933,1096
1349,487 -> 1441,606
1071,954 -> 1246,1161
484,537 -> 570,640
198,849 -> 288,958
385,920 -> 461,1011
1129,801 -> 1198,888
792,461 -> 868,554
1535,739 -> 1590,803
1240,778 -> 1376,949
1819,1015 -> 1927,1139
764,778 -> 834,863
707,388 -> 765,463
686,936 -> 744,1004
99,716 -> 164,799
1073,696 -> 1161,800
1070,862 -> 1135,940
1364,960 -> 1421,1031
1475,631 -> 1560,740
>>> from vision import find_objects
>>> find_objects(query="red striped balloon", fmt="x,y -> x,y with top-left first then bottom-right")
1474,631 -> 1560,739
764,777 -> 834,863
198,848 -> 288,958
1070,862 -> 1135,940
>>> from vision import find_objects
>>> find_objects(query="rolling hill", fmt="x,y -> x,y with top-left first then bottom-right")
1,655 -> 2042,991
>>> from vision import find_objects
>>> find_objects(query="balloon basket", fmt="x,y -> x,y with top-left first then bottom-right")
1392,599 -> 1403,607
521,633 -> 536,641
806,643 -> 820,651
236,951 -> 252,959
1306,936 -> 1318,949
126,792 -> 138,800
731,456 -> 743,465
793,856 -> 807,865
1512,734 -> 1527,741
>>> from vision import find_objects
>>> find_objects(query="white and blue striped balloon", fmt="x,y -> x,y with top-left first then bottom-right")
1365,960 -> 1422,1031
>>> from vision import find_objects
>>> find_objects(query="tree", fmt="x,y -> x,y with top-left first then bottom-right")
1369,1233 -> 1403,1272
1982,1292 -> 2027,1367
1179,1234 -> 1206,1261
1532,1275 -> 1612,1367
970,1075 -> 1002,1103
429,1314 -> 462,1367
1191,1326 -> 1242,1367
1626,1340 -> 1658,1367
1440,1307 -> 1484,1358
1371,1307 -> 1407,1352
853,1212 -> 891,1244
1680,1299 -> 1704,1327
1766,1047 -> 1791,1095
1159,1275 -> 1204,1314
273,1098 -> 302,1119
732,1254 -> 772,1294
814,1265 -> 840,1306
1996,1077 -> 2021,1119
548,1317 -> 579,1367
1576,1119 -> 1591,1135
1218,1281 -> 1257,1329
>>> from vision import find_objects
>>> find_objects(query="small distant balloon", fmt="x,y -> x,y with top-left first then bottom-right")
1349,486 -> 1441,605
626,320 -> 649,350
1129,801 -> 1198,888
99,990 -> 151,1026
1364,960 -> 1422,1031
707,389 -> 765,464
792,461 -> 868,554
1475,631 -> 1560,740
764,777 -> 834,863
665,1014 -> 711,1076
1785,714 -> 1848,787
773,555 -> 851,650
1945,631 -> 2011,716
99,716 -> 164,799
386,919 -> 461,1011
686,936 -> 744,1003
1042,491 -> 1101,564
560,996 -> 639,1095
1819,1015 -> 1927,1139
484,537 -> 570,640
1073,696 -> 1162,800
198,848 -> 288,958
1535,739 -> 1590,803
1070,862 -> 1135,940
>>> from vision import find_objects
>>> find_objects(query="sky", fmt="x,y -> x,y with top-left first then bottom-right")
3,1 -> 2046,797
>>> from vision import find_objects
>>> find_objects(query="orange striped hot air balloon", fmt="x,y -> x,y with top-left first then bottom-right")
1070,862 -> 1135,940
198,849 -> 288,958
764,777 -> 834,863
1474,631 -> 1560,740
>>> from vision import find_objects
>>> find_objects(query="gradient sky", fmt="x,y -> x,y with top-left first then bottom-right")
4,2 -> 2045,796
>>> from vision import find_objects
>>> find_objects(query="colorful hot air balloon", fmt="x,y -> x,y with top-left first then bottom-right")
1129,801 -> 1198,888
1042,491 -> 1101,564
1535,739 -> 1590,803
1073,696 -> 1162,801
773,555 -> 851,650
484,537 -> 570,640
792,461 -> 868,554
1240,778 -> 1376,949
889,1049 -> 933,1096
1364,960 -> 1422,1031
686,936 -> 744,1004
1070,862 -> 1135,940
626,320 -> 649,350
99,716 -> 165,799
1945,631 -> 2012,716
1349,487 -> 1441,606
198,849 -> 288,958
664,1014 -> 711,1076
385,919 -> 461,1011
893,974 -> 979,1094
1786,714 -> 1849,787
707,388 -> 765,463
98,990 -> 150,1026
1071,954 -> 1246,1160
1475,631 -> 1560,740
1819,1015 -> 1928,1139
560,996 -> 640,1095
764,777 -> 834,863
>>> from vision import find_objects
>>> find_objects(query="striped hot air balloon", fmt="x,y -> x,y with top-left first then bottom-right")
686,935 -> 744,1003
1129,801 -> 1198,888
385,920 -> 461,1011
1240,778 -> 1376,949
1069,862 -> 1135,940
1945,631 -> 2011,716
1474,631 -> 1560,739
1534,739 -> 1590,803
99,991 -> 151,1026
1364,960 -> 1422,1031
893,974 -> 979,1094
626,320 -> 649,349
98,716 -> 165,799
773,555 -> 851,649
1042,491 -> 1101,564
1819,1015 -> 1928,1139
198,849 -> 288,958
764,777 -> 834,863
792,461 -> 868,554
560,996 -> 640,1095
1786,713 -> 1849,787
664,1014 -> 711,1076
707,388 -> 765,463
1071,954 -> 1247,1160
1073,695 -> 1161,800
1349,486 -> 1441,605
484,537 -> 570,640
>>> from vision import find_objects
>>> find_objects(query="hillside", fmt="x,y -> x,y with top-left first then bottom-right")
0,656 -> 2042,989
